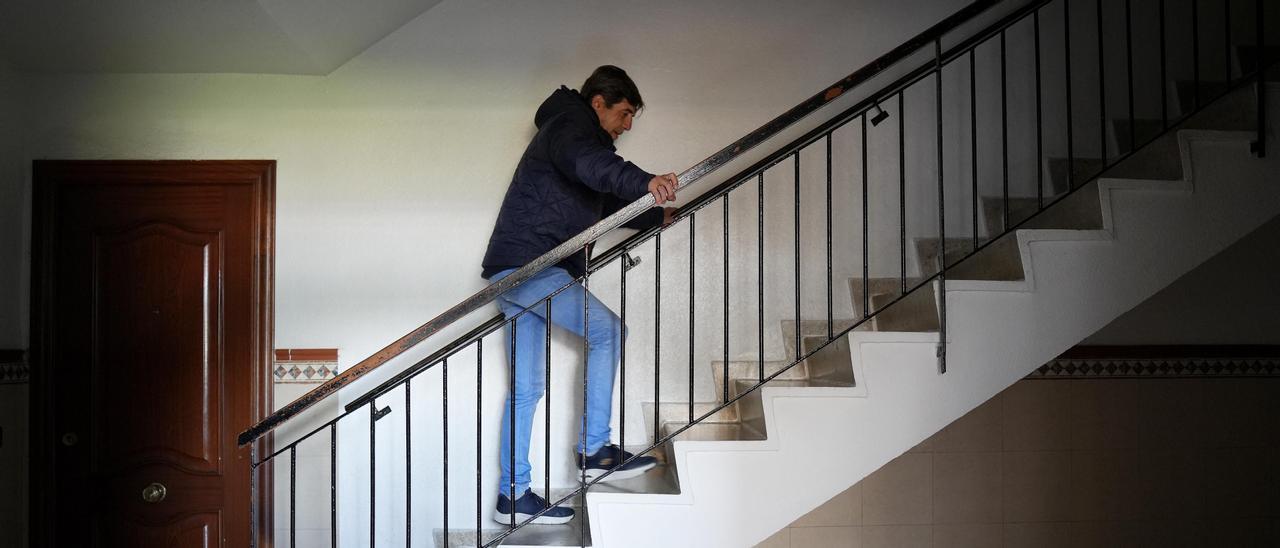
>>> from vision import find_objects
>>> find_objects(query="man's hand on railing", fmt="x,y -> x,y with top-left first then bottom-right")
649,173 -> 678,204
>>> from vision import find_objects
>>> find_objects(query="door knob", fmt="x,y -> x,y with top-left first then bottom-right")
60,432 -> 78,446
141,482 -> 167,503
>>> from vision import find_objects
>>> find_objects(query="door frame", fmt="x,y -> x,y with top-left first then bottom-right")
28,160 -> 276,547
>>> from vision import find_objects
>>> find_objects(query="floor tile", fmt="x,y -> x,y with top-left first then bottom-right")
863,453 -> 933,526
933,451 -> 1001,524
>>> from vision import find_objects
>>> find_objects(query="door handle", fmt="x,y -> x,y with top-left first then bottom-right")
141,482 -> 167,503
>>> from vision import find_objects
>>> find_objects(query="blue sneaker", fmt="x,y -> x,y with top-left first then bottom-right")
493,489 -> 573,525
576,444 -> 658,482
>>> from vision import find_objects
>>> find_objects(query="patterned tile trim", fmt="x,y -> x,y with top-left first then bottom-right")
273,348 -> 340,384
0,360 -> 28,384
1028,357 -> 1280,379
0,349 -> 26,384
273,360 -> 341,383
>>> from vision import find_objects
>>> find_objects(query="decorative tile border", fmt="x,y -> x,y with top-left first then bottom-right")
1029,356 -> 1280,379
0,349 -> 27,384
274,348 -> 339,384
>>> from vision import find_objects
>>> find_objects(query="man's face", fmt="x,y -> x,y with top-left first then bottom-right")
591,96 -> 636,141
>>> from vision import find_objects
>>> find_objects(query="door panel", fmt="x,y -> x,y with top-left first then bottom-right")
93,223 -> 223,475
32,161 -> 274,548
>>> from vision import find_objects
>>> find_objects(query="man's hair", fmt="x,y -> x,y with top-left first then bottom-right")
580,65 -> 644,111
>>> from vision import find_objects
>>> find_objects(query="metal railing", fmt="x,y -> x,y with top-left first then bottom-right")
245,0 -> 1273,545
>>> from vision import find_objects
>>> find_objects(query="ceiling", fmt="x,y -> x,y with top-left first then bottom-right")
0,0 -> 442,75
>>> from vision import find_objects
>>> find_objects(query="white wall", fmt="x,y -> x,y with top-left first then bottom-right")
1085,214 -> 1280,345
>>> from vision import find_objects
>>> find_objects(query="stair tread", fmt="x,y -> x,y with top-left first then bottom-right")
662,421 -> 766,442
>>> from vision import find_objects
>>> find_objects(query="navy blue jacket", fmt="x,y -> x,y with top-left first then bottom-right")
481,86 -> 664,279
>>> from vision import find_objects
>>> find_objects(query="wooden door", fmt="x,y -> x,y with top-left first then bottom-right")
31,161 -> 274,547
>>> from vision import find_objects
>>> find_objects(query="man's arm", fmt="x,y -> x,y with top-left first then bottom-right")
601,193 -> 670,230
547,120 -> 677,205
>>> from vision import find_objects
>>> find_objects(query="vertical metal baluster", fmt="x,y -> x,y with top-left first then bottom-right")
1098,0 -> 1108,166
331,423 -> 338,548
861,115 -> 869,319
620,252 -> 627,450
369,402 -> 376,548
1160,0 -> 1168,129
723,195 -> 730,395
508,317 -> 516,528
1254,0 -> 1267,157
1193,0 -> 1201,112
1127,0 -> 1136,153
475,341 -> 482,547
794,153 -> 802,360
1065,0 -> 1076,189
758,173 -> 766,383
653,234 -> 661,441
545,299 -> 552,501
290,446 -> 297,548
689,213 -> 697,418
1225,0 -> 1232,88
970,50 -> 979,250
1001,29 -> 1010,233
936,38 -> 948,375
898,90 -> 906,294
442,359 -> 448,546
581,271 -> 590,548
405,380 -> 412,546
1036,8 -> 1044,209
250,456 -> 258,548
826,133 -> 834,341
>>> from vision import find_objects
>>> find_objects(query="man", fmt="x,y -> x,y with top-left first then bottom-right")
481,65 -> 678,525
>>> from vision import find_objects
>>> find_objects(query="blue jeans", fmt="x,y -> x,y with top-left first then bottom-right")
490,267 -> 623,497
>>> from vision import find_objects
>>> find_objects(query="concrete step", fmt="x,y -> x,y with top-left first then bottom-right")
661,420 -> 766,443
915,234 -> 1025,281
982,189 -> 1104,235
710,360 -> 804,396
1046,156 -> 1106,194
1234,45 -> 1280,78
869,285 -> 939,332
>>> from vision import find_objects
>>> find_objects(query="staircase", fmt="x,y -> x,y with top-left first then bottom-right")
242,1 -> 1280,547
578,84 -> 1280,548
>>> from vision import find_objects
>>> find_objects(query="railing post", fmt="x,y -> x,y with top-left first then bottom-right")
1097,0 -> 1108,166
759,173 -> 766,383
405,380 -> 412,547
249,448 -> 259,548
971,50 -> 979,250
723,195 -> 731,396
1252,0 -> 1267,157
794,154 -> 802,359
862,115 -> 869,320
826,133 -> 834,341
652,234 -> 661,441
1035,8 -> 1044,209
1160,0 -> 1168,130
690,213 -> 697,420
1065,0 -> 1075,190
936,37 -> 948,375
545,300 -> 553,501
475,341 -> 482,547
440,361 -> 447,545
898,91 -> 907,295
290,446 -> 297,548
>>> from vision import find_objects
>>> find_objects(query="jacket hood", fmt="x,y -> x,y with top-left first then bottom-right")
534,86 -> 602,133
